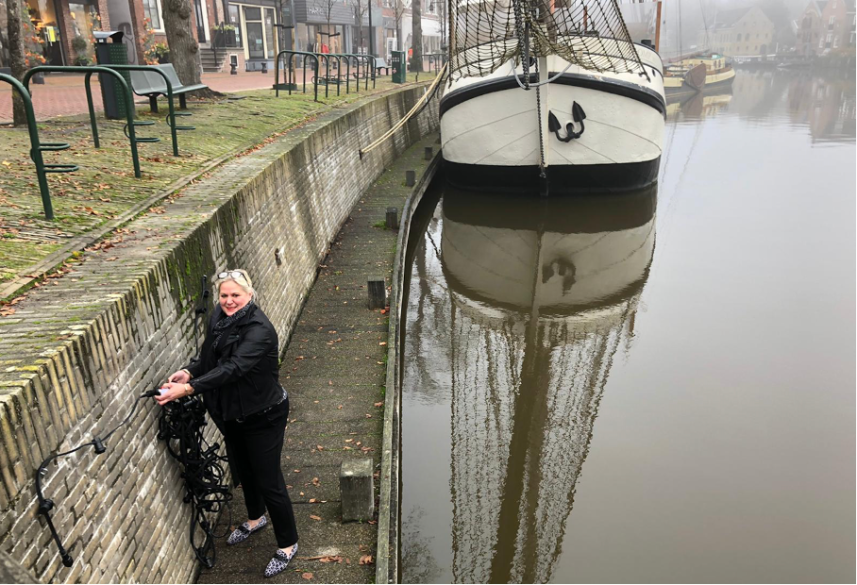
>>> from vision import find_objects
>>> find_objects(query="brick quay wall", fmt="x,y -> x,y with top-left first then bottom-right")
0,84 -> 439,583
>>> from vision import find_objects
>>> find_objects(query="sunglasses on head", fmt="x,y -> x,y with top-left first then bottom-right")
217,270 -> 247,281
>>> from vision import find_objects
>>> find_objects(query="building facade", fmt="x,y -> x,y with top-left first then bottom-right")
817,0 -> 856,53
795,1 -> 827,57
709,5 -> 776,58
0,0 -> 443,71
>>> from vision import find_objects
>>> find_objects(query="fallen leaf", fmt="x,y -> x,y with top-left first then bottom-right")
316,445 -> 324,451
302,572 -> 314,580
374,402 -> 384,407
309,515 -> 322,521
379,342 -> 387,346
359,555 -> 374,565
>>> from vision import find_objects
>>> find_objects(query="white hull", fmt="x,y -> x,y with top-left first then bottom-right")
440,41 -> 666,191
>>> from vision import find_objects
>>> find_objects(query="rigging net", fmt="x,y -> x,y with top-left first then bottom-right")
448,0 -> 648,81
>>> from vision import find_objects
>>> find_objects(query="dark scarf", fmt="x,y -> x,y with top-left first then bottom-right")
211,300 -> 255,350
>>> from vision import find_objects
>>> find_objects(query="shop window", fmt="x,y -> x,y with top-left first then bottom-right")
25,0 -> 64,65
68,0 -> 101,63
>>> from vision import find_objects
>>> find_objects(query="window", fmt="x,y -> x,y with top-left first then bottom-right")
228,4 -> 242,46
143,0 -> 162,30
244,6 -> 264,58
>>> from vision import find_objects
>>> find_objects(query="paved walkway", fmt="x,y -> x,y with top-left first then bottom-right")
0,70 -> 292,123
197,132 -> 438,584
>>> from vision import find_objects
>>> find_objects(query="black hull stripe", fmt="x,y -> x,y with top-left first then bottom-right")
439,72 -> 666,118
443,158 -> 661,195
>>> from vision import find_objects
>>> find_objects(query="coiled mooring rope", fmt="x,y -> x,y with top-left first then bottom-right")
359,63 -> 448,157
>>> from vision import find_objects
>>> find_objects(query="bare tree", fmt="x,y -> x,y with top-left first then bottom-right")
410,0 -> 422,71
5,0 -> 28,126
393,0 -> 409,51
350,0 -> 368,52
313,0 -> 338,50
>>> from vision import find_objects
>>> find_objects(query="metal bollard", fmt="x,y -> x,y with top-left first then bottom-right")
405,170 -> 416,187
386,207 -> 399,230
368,276 -> 386,309
424,146 -> 433,160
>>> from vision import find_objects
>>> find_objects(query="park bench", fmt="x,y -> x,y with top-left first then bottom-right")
375,57 -> 391,75
129,64 -> 208,113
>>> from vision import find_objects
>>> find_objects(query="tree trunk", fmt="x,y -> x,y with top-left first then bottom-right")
410,0 -> 422,72
6,0 -> 29,126
162,0 -> 219,97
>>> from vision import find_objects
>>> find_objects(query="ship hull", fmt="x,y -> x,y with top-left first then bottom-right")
440,44 -> 665,194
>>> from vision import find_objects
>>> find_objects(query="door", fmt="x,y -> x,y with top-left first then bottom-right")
194,0 -> 208,42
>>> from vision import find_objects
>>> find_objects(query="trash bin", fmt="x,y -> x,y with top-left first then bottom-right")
391,51 -> 406,84
94,30 -> 132,119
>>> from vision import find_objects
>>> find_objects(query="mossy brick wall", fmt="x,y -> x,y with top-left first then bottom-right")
0,85 -> 438,584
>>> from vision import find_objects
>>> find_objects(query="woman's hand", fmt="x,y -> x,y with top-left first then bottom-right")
155,382 -> 192,406
168,369 -> 190,384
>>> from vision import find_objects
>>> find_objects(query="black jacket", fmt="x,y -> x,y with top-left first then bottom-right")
185,303 -> 282,422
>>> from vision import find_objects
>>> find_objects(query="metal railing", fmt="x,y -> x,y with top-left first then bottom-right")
274,51 -> 376,101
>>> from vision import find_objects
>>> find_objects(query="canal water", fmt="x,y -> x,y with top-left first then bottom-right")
399,69 -> 855,583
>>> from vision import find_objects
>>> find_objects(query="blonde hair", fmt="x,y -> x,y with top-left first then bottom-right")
215,269 -> 255,298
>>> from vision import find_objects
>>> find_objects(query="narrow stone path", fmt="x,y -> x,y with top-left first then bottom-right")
198,132 -> 439,584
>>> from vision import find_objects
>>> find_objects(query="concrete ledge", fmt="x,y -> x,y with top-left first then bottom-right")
375,149 -> 441,584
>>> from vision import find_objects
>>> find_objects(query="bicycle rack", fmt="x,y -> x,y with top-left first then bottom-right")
23,66 -> 146,178
275,51 -> 320,102
104,64 -> 196,157
0,73 -> 75,220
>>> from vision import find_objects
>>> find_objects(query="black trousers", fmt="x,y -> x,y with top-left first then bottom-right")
222,398 -> 299,548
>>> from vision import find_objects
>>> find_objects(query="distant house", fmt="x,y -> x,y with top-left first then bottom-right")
796,1 -> 828,57
846,0 -> 857,47
709,5 -> 776,57
817,0 -> 856,53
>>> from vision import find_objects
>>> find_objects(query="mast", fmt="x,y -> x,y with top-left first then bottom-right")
655,1 -> 662,53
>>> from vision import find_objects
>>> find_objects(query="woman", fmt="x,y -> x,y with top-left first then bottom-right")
158,269 -> 299,578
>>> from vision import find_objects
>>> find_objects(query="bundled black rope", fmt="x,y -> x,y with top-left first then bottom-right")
157,395 -> 232,569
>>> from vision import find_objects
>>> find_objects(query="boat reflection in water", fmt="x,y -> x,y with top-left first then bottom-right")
401,182 -> 657,583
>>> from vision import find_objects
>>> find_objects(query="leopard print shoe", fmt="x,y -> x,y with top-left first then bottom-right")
226,516 -> 267,545
264,543 -> 298,578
